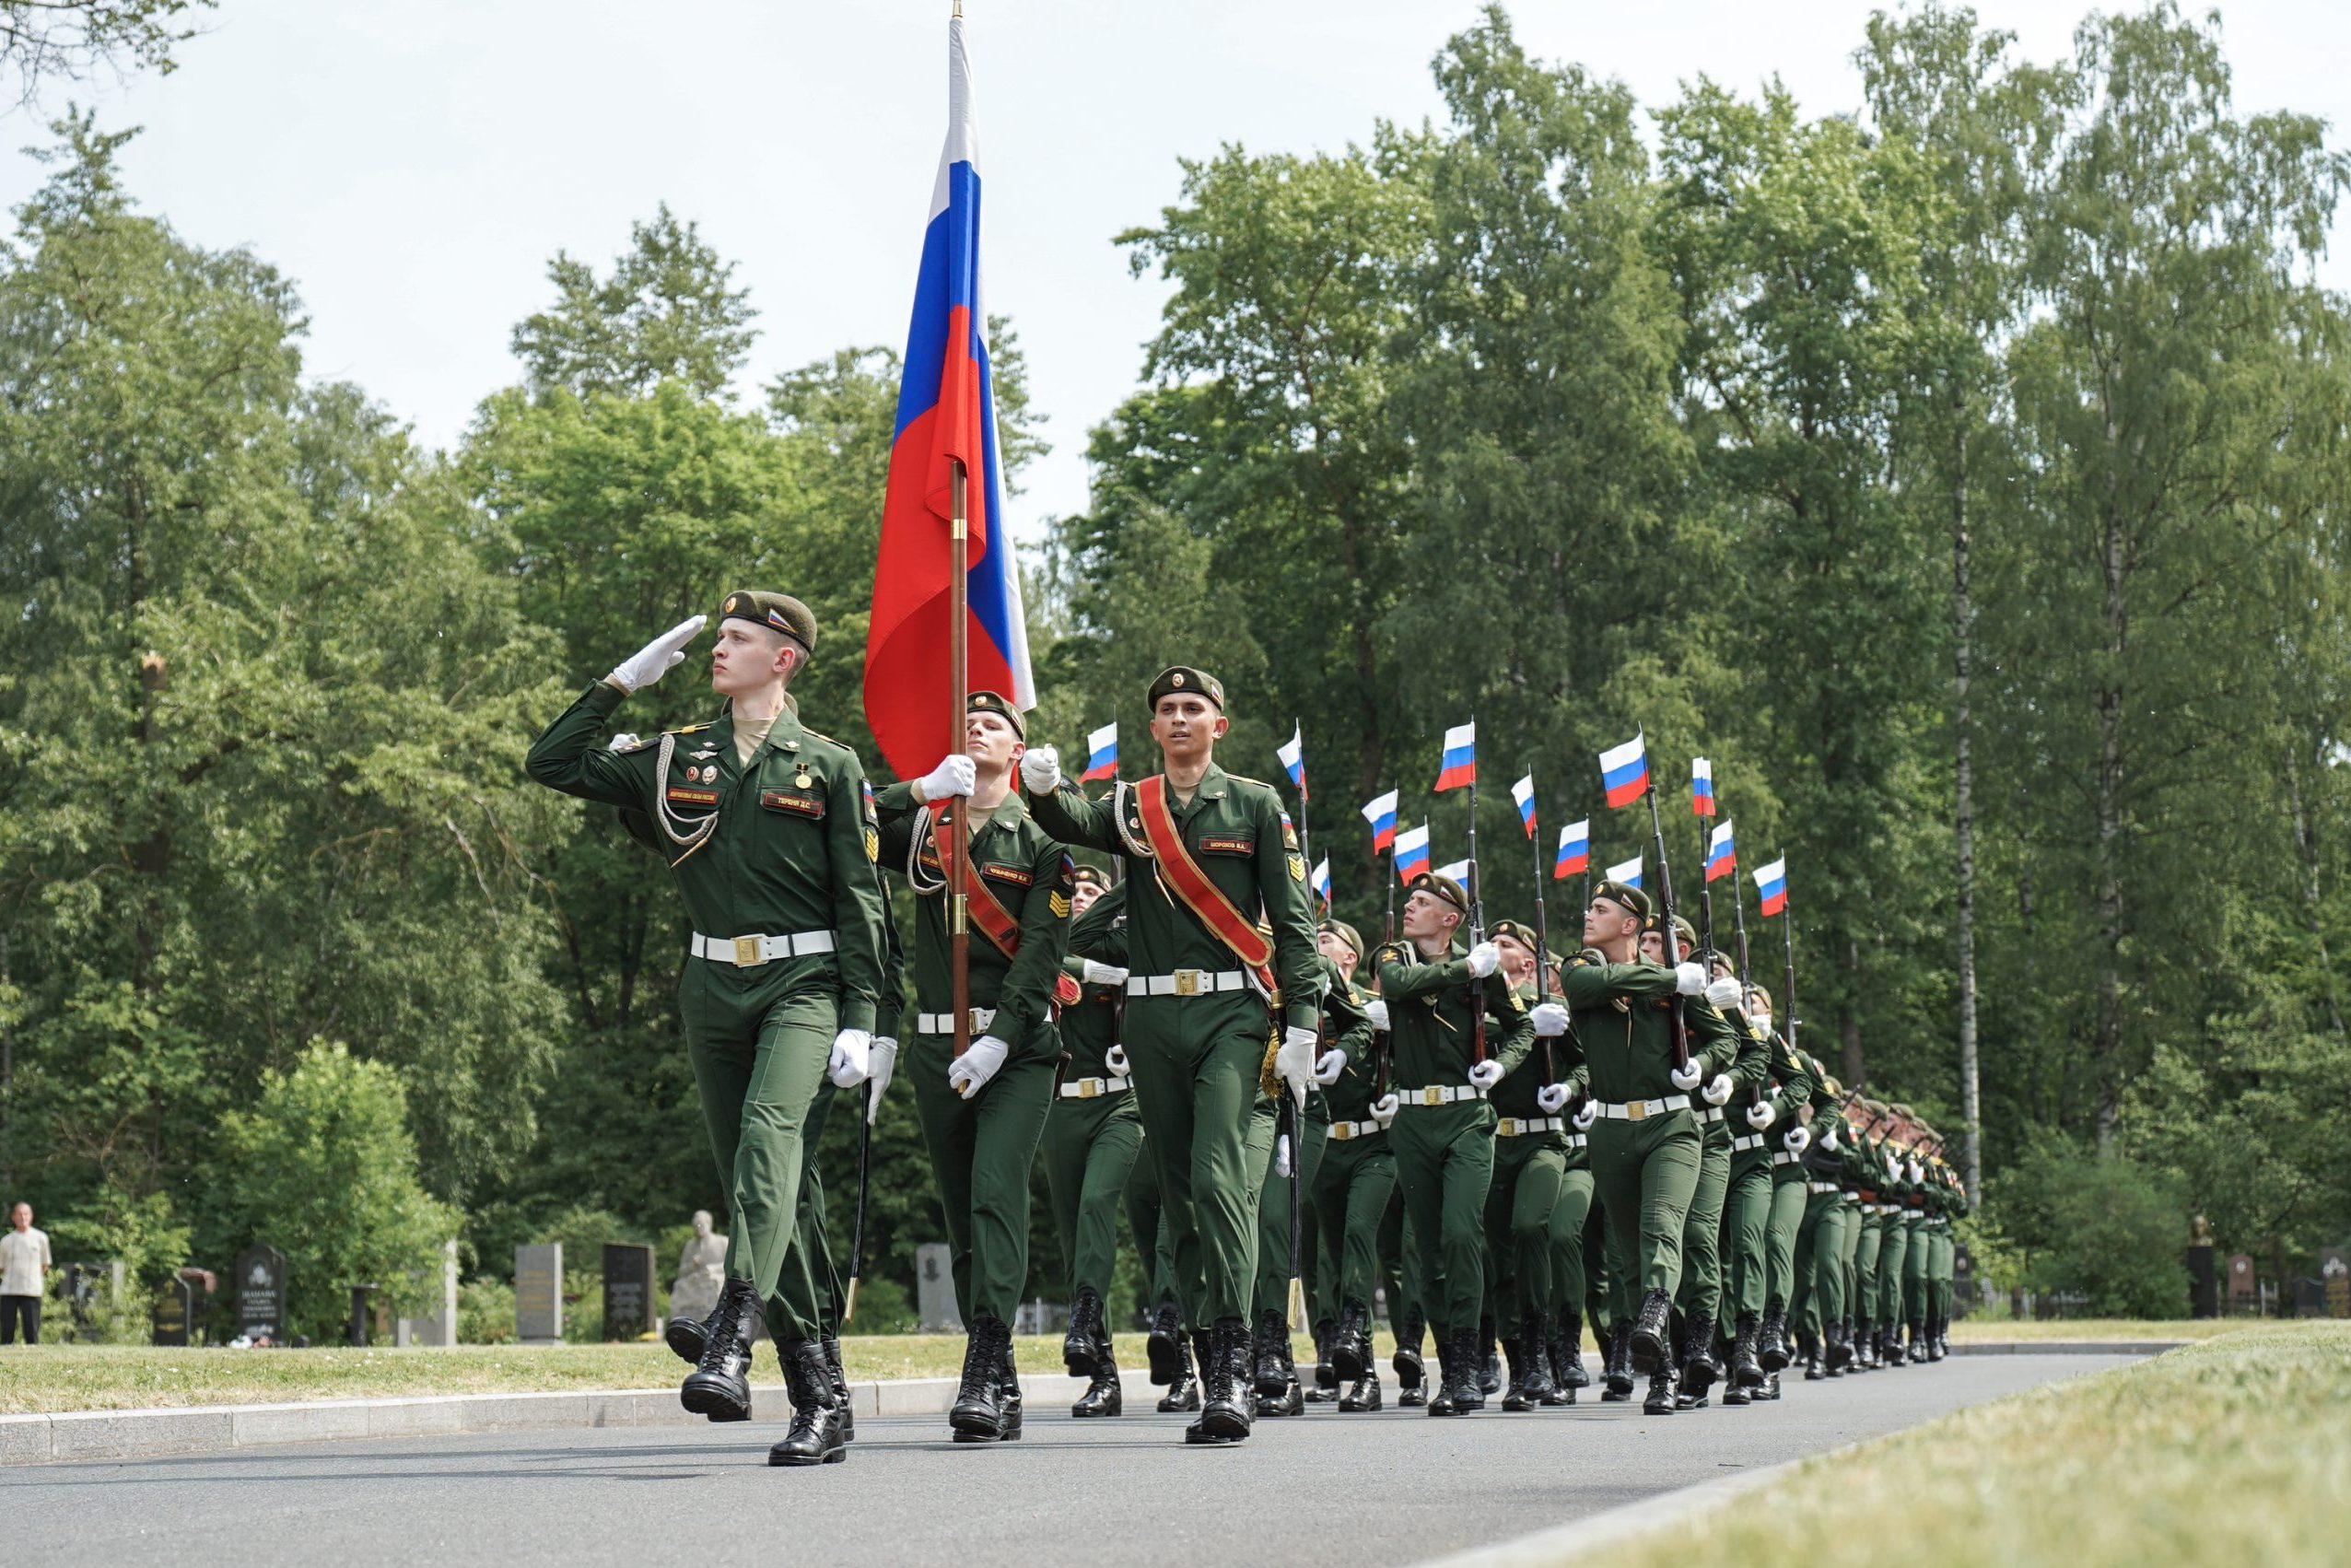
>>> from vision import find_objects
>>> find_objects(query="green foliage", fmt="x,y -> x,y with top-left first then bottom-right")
457,1277 -> 516,1346
509,205 -> 758,403
1987,1135 -> 2190,1317
0,1 -> 213,100
210,1041 -> 463,1342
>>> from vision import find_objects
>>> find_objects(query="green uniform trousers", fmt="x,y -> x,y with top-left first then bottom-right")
1390,1102 -> 1496,1339
1675,1130 -> 1733,1325
1581,1197 -> 1613,1338
1791,1188 -> 1846,1341
768,1079 -> 843,1340
1546,1163 -> 1597,1335
1930,1228 -> 1955,1321
1041,1087 -> 1144,1303
1311,1129 -> 1396,1316
1875,1211 -> 1911,1329
1126,993 -> 1274,1325
1122,1139 -> 1183,1323
681,962 -> 836,1340
1838,1199 -> 1864,1321
1853,1210 -> 1883,1325
1483,1131 -> 1566,1340
907,1037 -> 1055,1325
1763,1165 -> 1807,1315
1901,1215 -> 1930,1326
1590,1111 -> 1703,1323
1720,1147 -> 1775,1325
1253,1100 -> 1326,1319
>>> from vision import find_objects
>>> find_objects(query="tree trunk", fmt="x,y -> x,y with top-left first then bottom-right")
1951,415 -> 1983,1203
2092,482 -> 2127,1155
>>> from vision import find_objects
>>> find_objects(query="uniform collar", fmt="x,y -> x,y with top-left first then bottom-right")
1166,761 -> 1229,819
710,696 -> 804,774
950,783 -> 1027,843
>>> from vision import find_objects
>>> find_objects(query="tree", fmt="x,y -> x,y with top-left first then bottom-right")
0,1 -> 210,102
510,205 -> 759,404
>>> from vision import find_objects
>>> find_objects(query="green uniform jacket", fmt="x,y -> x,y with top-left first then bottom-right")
1495,978 -> 1582,1118
1738,1013 -> 1816,1128
1307,954 -> 1375,1126
525,681 -> 888,1033
1059,883 -> 1128,1078
1374,939 -> 1536,1092
1556,958 -> 1743,1106
872,782 -> 1072,1064
1028,765 -> 1320,1035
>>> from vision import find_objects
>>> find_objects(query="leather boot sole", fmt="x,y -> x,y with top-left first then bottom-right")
664,1317 -> 708,1365
1192,1404 -> 1252,1442
680,1374 -> 751,1422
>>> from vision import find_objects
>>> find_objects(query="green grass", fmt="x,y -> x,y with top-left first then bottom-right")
1603,1322 -> 2351,1568
1944,1315 -> 2252,1341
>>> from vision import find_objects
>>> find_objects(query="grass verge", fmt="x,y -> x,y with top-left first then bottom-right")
1601,1322 -> 2351,1568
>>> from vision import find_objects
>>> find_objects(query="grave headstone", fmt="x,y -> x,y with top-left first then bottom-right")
151,1275 -> 193,1347
2322,1247 -> 2349,1319
2187,1242 -> 2217,1318
1952,1243 -> 1972,1317
602,1244 -> 657,1341
916,1241 -> 961,1331
515,1243 -> 563,1343
2290,1277 -> 2326,1317
235,1244 -> 288,1342
2226,1252 -> 2257,1313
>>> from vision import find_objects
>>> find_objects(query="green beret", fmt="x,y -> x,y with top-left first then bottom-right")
967,689 -> 1025,741
1318,919 -> 1364,959
1407,872 -> 1468,915
1489,919 -> 1538,951
719,590 -> 816,652
1146,665 -> 1225,711
1591,879 -> 1652,921
1070,864 -> 1110,891
1639,912 -> 1698,952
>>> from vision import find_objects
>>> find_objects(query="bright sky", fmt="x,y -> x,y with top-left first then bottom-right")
9,0 -> 2346,537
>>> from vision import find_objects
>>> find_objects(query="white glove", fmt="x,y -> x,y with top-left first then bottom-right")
1705,977 -> 1743,1011
917,753 -> 976,801
1464,941 -> 1501,978
1273,1134 -> 1292,1179
827,1028 -> 871,1088
1745,1099 -> 1775,1129
948,1035 -> 1011,1099
864,1037 -> 898,1123
607,614 -> 707,694
1821,1127 -> 1841,1153
1670,1059 -> 1703,1092
1537,1082 -> 1571,1115
606,732 -> 641,753
1019,745 -> 1061,793
1105,1043 -> 1130,1076
1886,1156 -> 1903,1183
1572,1100 -> 1598,1131
1365,998 -> 1390,1031
1531,1001 -> 1570,1038
1274,1025 -> 1316,1106
1082,959 -> 1129,987
1702,1072 -> 1734,1106
1468,1059 -> 1505,1092
1314,1048 -> 1348,1087
1370,1093 -> 1399,1128
1783,1124 -> 1812,1155
1908,1158 -> 1924,1184
1673,961 -> 1707,996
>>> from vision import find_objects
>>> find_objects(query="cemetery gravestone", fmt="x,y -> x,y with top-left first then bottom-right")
602,1244 -> 656,1341
917,1241 -> 960,1331
235,1244 -> 288,1342
2226,1252 -> 2257,1313
515,1243 -> 563,1344
151,1275 -> 193,1347
2322,1247 -> 2349,1319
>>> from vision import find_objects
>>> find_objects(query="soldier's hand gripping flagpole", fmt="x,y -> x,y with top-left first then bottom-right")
1522,768 -> 1555,1085
1643,777 -> 1690,1071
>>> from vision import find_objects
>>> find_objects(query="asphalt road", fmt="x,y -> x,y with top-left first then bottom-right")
14,1354 -> 2134,1567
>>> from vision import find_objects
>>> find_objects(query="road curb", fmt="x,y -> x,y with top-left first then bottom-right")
1947,1340 -> 2184,1355
0,1371 -> 1077,1468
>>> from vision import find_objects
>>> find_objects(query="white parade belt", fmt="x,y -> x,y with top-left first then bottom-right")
1127,969 -> 1249,997
1394,1083 -> 1486,1107
691,930 -> 836,967
1594,1094 -> 1691,1122
1496,1116 -> 1563,1137
918,1008 -> 997,1036
1327,1119 -> 1386,1141
1058,1074 -> 1129,1099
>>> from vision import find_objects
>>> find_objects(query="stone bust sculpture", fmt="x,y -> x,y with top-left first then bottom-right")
671,1210 -> 728,1324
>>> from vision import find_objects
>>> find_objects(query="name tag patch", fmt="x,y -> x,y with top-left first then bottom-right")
761,790 -> 825,818
981,862 -> 1033,886
665,787 -> 719,807
1199,836 -> 1255,855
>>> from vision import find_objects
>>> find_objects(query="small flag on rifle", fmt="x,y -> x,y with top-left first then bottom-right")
1555,819 -> 1590,879
1081,721 -> 1118,783
1691,756 -> 1716,817
1396,823 -> 1432,883
1362,789 -> 1398,854
1600,731 -> 1649,809
1754,856 -> 1787,917
1705,820 -> 1737,883
1435,722 -> 1476,792
1511,775 -> 1538,837
1279,725 -> 1307,799
1605,853 -> 1644,890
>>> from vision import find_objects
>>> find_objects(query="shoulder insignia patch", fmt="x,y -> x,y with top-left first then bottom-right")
865,826 -> 880,863
1288,852 -> 1307,883
612,734 -> 657,755
862,779 -> 878,823
1049,891 -> 1070,919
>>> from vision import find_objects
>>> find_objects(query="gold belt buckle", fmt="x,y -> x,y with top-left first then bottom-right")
1626,1099 -> 1649,1123
1330,1122 -> 1352,1141
1498,1117 -> 1519,1136
1076,1079 -> 1099,1099
732,935 -> 763,967
1418,1086 -> 1444,1107
1173,968 -> 1202,997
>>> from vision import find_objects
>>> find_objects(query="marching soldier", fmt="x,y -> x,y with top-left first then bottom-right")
872,691 -> 1073,1443
1372,872 -> 1536,1415
1305,919 -> 1397,1410
1022,666 -> 1322,1445
1713,971 -> 1815,1404
1043,867 -> 1145,1416
1124,1148 -> 1202,1410
1540,1042 -> 1599,1404
1793,1074 -> 1855,1378
525,595 -> 885,1467
1873,1114 -> 1914,1367
1482,919 -> 1570,1410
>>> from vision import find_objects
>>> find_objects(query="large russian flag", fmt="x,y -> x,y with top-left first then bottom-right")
1600,732 -> 1649,809
862,15 -> 1034,778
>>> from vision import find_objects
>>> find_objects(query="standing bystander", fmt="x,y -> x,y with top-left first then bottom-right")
2,1203 -> 52,1344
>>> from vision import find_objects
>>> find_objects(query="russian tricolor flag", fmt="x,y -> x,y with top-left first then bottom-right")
1361,789 -> 1398,854
861,15 -> 1034,778
1511,775 -> 1538,837
1691,756 -> 1716,817
1705,820 -> 1737,883
1754,857 -> 1788,918
1311,856 -> 1330,906
1554,819 -> 1589,879
1279,724 -> 1307,799
1600,732 -> 1649,809
1434,858 -> 1471,885
1080,721 -> 1118,783
1395,823 -> 1431,883
1605,854 -> 1643,890
1434,722 -> 1476,793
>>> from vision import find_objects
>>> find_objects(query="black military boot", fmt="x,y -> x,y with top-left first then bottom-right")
948,1315 -> 1010,1441
1393,1307 -> 1428,1407
1072,1341 -> 1122,1417
1628,1288 -> 1673,1375
679,1277 -> 760,1422
1454,1329 -> 1488,1412
1251,1307 -> 1290,1397
1428,1331 -> 1468,1416
1928,1310 -> 1947,1361
1824,1321 -> 1848,1376
1063,1287 -> 1105,1379
1188,1317 -> 1253,1444
665,1297 -> 720,1364
1519,1316 -> 1558,1407
1330,1298 -> 1372,1383
766,1338 -> 848,1466
822,1331 -> 855,1441
1157,1333 -> 1202,1412
1305,1324 -> 1340,1403
1729,1314 -> 1763,1388
1600,1322 -> 1635,1401
1758,1371 -> 1782,1400
1554,1311 -> 1590,1390
1423,1333 -> 1455,1416
1478,1315 -> 1503,1396
1802,1331 -> 1827,1381
1642,1363 -> 1677,1415
1339,1370 -> 1383,1411
1146,1301 -> 1183,1387
1757,1302 -> 1792,1373
1852,1316 -> 1874,1369
1501,1338 -> 1534,1412
1678,1312 -> 1718,1400
999,1336 -> 1024,1439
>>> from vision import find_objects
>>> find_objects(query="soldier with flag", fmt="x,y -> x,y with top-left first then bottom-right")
1019,666 -> 1321,1445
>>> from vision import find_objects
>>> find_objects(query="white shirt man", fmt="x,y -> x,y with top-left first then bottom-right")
2,1203 -> 52,1344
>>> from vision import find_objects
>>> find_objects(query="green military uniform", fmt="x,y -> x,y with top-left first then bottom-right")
1873,1137 -> 1913,1358
1480,952 -> 1573,1409
1757,1057 -> 1827,1375
1031,666 -> 1319,1444
1540,1102 -> 1599,1398
1307,925 -> 1397,1406
1664,927 -> 1766,1403
871,696 -> 1071,1436
1790,1087 -> 1854,1372
1122,1134 -> 1201,1408
1375,872 -> 1536,1413
1040,871 -> 1145,1410
1716,1005 -> 1816,1395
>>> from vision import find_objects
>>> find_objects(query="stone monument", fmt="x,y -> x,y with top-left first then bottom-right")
669,1211 -> 727,1327
917,1241 -> 961,1332
515,1243 -> 563,1344
151,1275 -> 193,1347
603,1243 -> 657,1341
235,1244 -> 288,1343
2187,1213 -> 2217,1318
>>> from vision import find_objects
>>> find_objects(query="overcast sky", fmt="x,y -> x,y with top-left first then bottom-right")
9,0 -> 2346,538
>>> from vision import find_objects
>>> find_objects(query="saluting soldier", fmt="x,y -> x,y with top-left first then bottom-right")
1714,972 -> 1816,1404
1021,666 -> 1321,1446
1040,866 -> 1144,1416
872,691 -> 1074,1444
1372,872 -> 1536,1415
1555,879 -> 1747,1416
1480,920 -> 1570,1410
525,595 -> 885,1468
